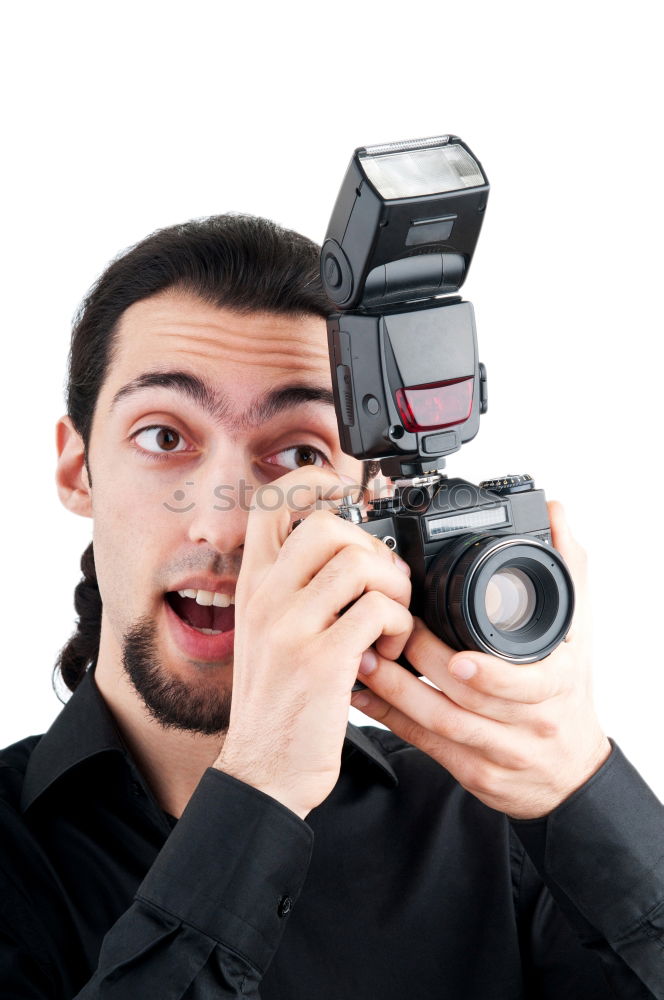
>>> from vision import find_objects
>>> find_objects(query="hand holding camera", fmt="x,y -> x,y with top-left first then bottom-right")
214,465 -> 413,820
350,500 -> 611,819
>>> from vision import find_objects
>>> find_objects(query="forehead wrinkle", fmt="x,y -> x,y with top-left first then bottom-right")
157,325 -> 329,356
160,341 -> 329,372
116,293 -> 329,362
166,347 -> 328,369
138,303 -> 322,340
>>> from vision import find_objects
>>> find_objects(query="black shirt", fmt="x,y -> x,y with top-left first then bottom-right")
1,667 -> 663,999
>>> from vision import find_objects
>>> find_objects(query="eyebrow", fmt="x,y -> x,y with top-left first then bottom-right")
109,370 -> 335,432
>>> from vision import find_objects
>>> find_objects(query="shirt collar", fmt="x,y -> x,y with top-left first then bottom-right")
22,668 -> 397,812
21,666 -> 127,812
343,723 -> 398,786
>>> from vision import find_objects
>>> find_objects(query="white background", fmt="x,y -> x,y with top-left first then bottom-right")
1,2 -> 662,795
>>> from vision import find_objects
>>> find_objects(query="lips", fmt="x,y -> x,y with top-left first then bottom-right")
164,592 -> 235,662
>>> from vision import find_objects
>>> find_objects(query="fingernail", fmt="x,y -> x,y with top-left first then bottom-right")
351,691 -> 370,710
450,657 -> 477,680
358,649 -> 377,675
393,554 -> 411,576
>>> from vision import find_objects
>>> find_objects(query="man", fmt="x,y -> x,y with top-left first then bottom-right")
1,214 -> 662,998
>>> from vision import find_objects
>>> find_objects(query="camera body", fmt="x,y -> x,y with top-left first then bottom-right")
339,473 -> 573,663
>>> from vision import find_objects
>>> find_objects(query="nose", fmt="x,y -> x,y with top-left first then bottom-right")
186,458 -> 255,555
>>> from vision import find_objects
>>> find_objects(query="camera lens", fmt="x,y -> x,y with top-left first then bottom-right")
424,535 -> 574,662
485,567 -> 537,631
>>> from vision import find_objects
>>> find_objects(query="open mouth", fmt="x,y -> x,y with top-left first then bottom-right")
165,591 -> 235,636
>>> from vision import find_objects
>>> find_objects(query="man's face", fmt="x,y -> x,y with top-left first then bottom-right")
85,290 -> 365,734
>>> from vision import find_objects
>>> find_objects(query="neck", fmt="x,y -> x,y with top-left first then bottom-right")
94,628 -> 226,820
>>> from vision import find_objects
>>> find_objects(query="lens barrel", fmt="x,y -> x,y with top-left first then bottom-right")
424,534 -> 574,662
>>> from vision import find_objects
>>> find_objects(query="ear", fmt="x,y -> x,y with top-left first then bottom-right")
56,416 -> 92,518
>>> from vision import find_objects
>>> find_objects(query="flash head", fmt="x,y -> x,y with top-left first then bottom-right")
359,135 -> 485,200
321,134 -> 488,310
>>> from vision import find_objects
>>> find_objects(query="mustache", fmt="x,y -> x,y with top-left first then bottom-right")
159,550 -> 243,586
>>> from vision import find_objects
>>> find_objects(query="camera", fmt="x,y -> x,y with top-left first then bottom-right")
336,473 -> 573,664
320,135 -> 574,664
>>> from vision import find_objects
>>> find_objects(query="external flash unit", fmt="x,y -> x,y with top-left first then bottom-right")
322,135 -> 489,480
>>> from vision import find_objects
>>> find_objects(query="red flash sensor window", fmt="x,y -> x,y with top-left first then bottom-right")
395,376 -> 474,432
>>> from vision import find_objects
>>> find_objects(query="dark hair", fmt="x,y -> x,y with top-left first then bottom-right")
55,214 -> 377,695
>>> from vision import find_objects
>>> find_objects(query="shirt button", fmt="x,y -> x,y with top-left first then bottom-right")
277,895 -> 293,918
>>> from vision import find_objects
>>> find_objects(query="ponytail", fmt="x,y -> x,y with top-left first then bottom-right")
55,542 -> 102,694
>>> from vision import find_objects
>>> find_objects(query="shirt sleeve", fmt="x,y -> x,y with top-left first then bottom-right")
511,740 -> 664,999
73,767 -> 313,999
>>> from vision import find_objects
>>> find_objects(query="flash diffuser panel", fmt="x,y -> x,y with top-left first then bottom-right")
359,140 -> 485,200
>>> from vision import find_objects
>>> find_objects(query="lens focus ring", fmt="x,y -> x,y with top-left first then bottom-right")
424,534 -> 574,663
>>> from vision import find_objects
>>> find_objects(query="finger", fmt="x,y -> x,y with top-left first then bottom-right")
405,618 -> 571,705
398,619 -> 555,724
325,590 -> 413,665
403,617 -> 456,675
240,466 -> 348,586
397,620 -> 506,716
547,499 -> 574,553
350,686 -> 537,797
374,622 -> 414,664
291,543 -> 412,633
352,652 -> 523,766
547,500 -> 591,645
548,500 -> 588,581
274,505 -> 406,596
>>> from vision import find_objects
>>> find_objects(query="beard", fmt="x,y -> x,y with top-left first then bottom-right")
122,617 -> 232,735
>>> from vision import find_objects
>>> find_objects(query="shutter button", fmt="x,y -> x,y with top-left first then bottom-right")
277,895 -> 293,918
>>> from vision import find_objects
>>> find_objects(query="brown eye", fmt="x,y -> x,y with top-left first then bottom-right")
263,444 -> 330,472
156,428 -> 180,451
134,426 -> 188,455
295,446 -> 319,466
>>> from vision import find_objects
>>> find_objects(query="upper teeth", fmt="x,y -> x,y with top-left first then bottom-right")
177,589 -> 235,607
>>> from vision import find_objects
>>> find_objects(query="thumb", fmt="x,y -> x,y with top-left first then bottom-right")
548,500 -> 575,559
547,500 -> 590,629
